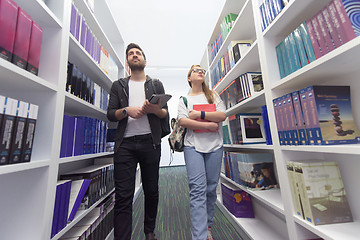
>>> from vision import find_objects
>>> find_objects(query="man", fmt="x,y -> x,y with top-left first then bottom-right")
107,43 -> 168,240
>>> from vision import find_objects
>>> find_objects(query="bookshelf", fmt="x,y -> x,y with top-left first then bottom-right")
205,0 -> 360,239
0,0 -> 140,239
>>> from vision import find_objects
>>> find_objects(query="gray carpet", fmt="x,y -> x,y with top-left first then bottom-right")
131,166 -> 245,240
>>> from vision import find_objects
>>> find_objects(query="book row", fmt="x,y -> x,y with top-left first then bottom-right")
60,115 -> 108,158
52,161 -> 114,237
70,1 -> 118,81
67,62 -> 109,111
223,112 -> 269,145
0,95 -> 38,166
276,0 -> 359,79
222,151 -> 278,190
221,182 -> 255,218
259,0 -> 289,32
59,193 -> 115,240
210,40 -> 253,89
219,72 -> 263,110
287,160 -> 352,226
273,85 -> 360,146
209,13 -> 238,62
0,0 -> 43,75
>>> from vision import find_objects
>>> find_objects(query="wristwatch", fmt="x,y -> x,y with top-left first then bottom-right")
123,107 -> 127,117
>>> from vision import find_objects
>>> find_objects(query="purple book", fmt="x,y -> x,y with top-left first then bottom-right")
70,3 -> 76,37
74,117 -> 85,156
66,115 -> 75,157
340,0 -> 360,36
221,183 -> 254,218
316,10 -> 336,52
327,1 -> 353,44
51,181 -> 63,238
60,115 -> 68,158
311,15 -> 329,55
292,91 -> 308,145
0,0 -> 18,62
333,0 -> 358,41
322,7 -> 343,48
75,9 -> 81,41
286,93 -> 299,145
305,19 -> 322,59
273,97 -> 283,145
67,179 -> 91,222
80,19 -> 87,48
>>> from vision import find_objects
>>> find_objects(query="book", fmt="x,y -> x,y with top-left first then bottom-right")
20,103 -> 38,162
0,0 -> 18,62
294,160 -> 353,225
316,10 -> 336,52
66,179 -> 91,222
221,182 -> 254,218
149,94 -> 172,108
193,104 -> 216,133
11,7 -> 32,69
245,72 -> 263,96
301,85 -> 360,145
8,100 -> 27,164
260,105 -> 272,145
333,0 -> 359,41
26,21 -> 43,75
0,97 -> 17,165
291,91 -> 308,145
232,41 -> 252,64
286,162 -> 304,219
340,0 -> 360,36
305,19 -> 322,59
292,29 -> 309,68
239,113 -> 266,144
228,114 -> 242,144
322,7 -> 343,48
51,180 -> 71,238
297,22 -> 317,63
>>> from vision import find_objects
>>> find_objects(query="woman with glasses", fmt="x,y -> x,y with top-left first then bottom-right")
177,65 -> 226,240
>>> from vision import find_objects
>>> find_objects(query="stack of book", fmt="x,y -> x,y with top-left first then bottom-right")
70,1 -> 118,80
276,0 -> 359,78
221,182 -> 254,218
0,0 -> 43,75
0,95 -> 38,166
273,85 -> 360,146
60,115 -> 108,158
223,151 -> 278,190
219,72 -> 263,109
287,160 -> 353,225
67,61 -> 109,110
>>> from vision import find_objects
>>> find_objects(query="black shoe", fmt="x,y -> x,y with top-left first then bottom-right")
145,232 -> 158,240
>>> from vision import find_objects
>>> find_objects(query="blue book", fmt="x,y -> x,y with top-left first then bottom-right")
60,180 -> 72,230
51,181 -> 63,238
66,179 -> 91,222
297,22 -> 316,63
66,115 -> 75,157
341,0 -> 360,36
261,105 -> 272,145
292,30 -> 309,68
279,40 -> 290,77
60,115 -> 68,158
275,43 -> 285,78
74,117 -> 85,156
287,34 -> 302,73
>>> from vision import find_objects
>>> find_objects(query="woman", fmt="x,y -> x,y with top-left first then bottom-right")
177,65 -> 226,240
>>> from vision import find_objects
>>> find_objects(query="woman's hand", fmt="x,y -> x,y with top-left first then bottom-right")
189,110 -> 200,120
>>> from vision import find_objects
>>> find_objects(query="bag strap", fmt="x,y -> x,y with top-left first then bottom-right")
181,96 -> 188,108
151,79 -> 160,94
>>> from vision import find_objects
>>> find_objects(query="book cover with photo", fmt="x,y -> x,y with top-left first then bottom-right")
221,182 -> 254,218
239,113 -> 266,144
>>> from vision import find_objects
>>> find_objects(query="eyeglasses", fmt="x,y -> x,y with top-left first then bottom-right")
192,68 -> 206,74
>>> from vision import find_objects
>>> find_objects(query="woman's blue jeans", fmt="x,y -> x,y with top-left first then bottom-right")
184,146 -> 223,240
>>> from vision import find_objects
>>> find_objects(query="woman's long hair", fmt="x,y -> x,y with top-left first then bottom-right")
187,64 -> 215,104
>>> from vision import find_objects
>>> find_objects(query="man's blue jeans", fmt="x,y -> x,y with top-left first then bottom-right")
184,146 -> 223,240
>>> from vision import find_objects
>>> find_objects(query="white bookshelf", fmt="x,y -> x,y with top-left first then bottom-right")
205,0 -> 360,239
0,0 -> 140,239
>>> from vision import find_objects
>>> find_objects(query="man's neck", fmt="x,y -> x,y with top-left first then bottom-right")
130,70 -> 146,81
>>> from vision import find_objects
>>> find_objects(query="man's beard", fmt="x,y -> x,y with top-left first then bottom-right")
128,61 -> 146,71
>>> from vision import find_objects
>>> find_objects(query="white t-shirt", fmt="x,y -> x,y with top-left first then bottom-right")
124,80 -> 151,137
177,93 -> 226,153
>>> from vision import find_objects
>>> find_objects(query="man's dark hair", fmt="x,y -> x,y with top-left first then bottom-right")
126,43 -> 146,60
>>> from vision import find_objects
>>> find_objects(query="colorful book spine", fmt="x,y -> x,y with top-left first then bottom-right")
297,22 -> 317,63
20,103 -> 38,162
311,15 -> 328,55
333,0 -> 358,41
322,7 -> 343,48
0,0 -> 18,62
292,30 -> 308,68
316,10 -> 336,52
340,0 -> 360,36
286,93 -> 299,145
291,91 -> 308,145
305,19 -> 322,59
0,97 -> 17,165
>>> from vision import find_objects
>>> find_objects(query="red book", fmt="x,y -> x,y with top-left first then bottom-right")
12,7 -> 32,69
193,104 -> 216,133
26,21 -> 43,75
0,0 -> 18,62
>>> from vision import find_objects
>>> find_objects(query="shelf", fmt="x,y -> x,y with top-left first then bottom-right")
73,0 -> 123,74
216,199 -> 287,240
224,143 -> 273,151
52,189 -> 115,240
271,34 -> 360,92
0,58 -> 57,94
64,92 -> 107,121
213,41 -> 261,93
225,90 -> 266,115
294,217 -> 360,240
0,160 -> 50,176
13,0 -> 62,28
263,0 -> 332,40
68,35 -> 112,92
209,0 -> 256,68
220,174 -> 284,215
281,144 -> 360,155
59,152 -> 114,164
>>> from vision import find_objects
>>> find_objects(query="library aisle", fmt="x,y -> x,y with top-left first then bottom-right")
112,166 -> 247,240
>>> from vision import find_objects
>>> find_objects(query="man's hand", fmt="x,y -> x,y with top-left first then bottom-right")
127,106 -> 145,119
142,100 -> 162,115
